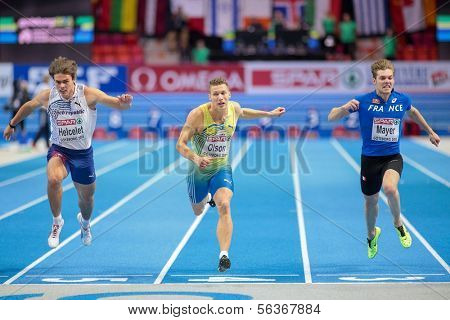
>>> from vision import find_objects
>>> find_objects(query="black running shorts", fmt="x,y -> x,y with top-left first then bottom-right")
360,153 -> 403,196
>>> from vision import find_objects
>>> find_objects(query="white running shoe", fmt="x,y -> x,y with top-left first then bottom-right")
48,219 -> 64,248
77,213 -> 92,246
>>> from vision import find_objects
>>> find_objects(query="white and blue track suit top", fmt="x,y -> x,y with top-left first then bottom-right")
47,83 -> 97,150
350,89 -> 412,156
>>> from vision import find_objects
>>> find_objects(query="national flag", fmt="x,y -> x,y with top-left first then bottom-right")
138,0 -> 171,36
423,0 -> 436,27
93,0 -> 111,32
154,0 -> 171,36
402,0 -> 425,32
110,0 -> 122,31
205,0 -> 237,36
437,15 -> 450,42
309,0 -> 341,36
273,0 -> 306,29
138,0 -> 155,34
171,0 -> 206,34
390,0 -> 426,33
304,0 -> 314,27
171,0 -> 205,17
353,0 -> 387,36
240,0 -> 272,30
120,0 -> 138,32
313,0 -> 329,36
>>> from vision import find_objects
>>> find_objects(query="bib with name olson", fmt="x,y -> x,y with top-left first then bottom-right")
191,102 -> 237,165
201,128 -> 230,158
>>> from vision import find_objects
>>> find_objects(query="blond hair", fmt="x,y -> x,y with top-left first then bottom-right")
48,56 -> 78,80
209,77 -> 229,90
371,59 -> 394,78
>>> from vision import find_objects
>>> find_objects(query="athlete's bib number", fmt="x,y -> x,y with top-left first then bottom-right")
56,118 -> 86,142
371,117 -> 400,142
201,134 -> 229,158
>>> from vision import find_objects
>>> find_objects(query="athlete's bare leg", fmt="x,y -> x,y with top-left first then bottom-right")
191,194 -> 211,216
382,169 -> 402,227
47,156 -> 68,218
364,193 -> 379,239
214,187 -> 233,252
74,181 -> 96,220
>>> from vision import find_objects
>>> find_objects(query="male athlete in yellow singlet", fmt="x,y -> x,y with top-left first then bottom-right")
177,77 -> 285,272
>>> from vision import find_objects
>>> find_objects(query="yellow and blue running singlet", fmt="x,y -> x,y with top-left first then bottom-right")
187,102 -> 237,204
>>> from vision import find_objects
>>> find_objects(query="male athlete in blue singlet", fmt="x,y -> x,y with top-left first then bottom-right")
3,57 -> 133,248
177,77 -> 285,272
328,59 -> 440,258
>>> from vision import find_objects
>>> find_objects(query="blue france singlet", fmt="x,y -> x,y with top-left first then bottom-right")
350,89 -> 412,156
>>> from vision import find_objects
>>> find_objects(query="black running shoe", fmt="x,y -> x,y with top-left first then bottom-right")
208,199 -> 216,207
218,255 -> 231,272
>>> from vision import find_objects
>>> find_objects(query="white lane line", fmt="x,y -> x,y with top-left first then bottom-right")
289,141 -> 312,284
171,274 -> 300,277
331,138 -> 450,274
316,273 -> 445,276
154,140 -> 253,284
3,156 -> 183,285
94,140 -> 130,155
25,274 -> 153,277
402,154 -> 450,188
0,141 -> 164,221
410,137 -> 450,157
0,167 -> 46,188
0,148 -> 46,168
0,140 -> 130,188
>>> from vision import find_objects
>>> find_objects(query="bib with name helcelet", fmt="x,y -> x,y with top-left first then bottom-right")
371,117 -> 400,142
48,83 -> 97,150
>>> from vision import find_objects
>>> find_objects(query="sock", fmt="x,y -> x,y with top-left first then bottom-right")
53,214 -> 62,225
220,251 -> 228,259
80,215 -> 90,228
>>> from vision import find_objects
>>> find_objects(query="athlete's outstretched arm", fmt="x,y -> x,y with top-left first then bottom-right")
234,102 -> 285,119
328,99 -> 359,121
176,109 -> 211,169
3,89 -> 50,141
407,106 -> 440,147
85,87 -> 132,110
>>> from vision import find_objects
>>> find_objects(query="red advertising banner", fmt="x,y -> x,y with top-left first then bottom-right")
128,65 -> 245,93
245,62 -> 342,93
251,68 -> 339,88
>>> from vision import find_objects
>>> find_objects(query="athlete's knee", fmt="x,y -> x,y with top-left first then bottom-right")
215,198 -> 230,212
383,184 -> 397,197
47,174 -> 63,188
78,188 -> 94,205
364,194 -> 378,207
80,194 -> 94,206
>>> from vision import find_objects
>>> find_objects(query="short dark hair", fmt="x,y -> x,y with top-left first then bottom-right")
48,56 -> 78,80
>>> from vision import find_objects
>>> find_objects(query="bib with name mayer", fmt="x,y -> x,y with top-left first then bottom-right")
351,89 -> 412,156
191,102 -> 237,173
371,117 -> 401,142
